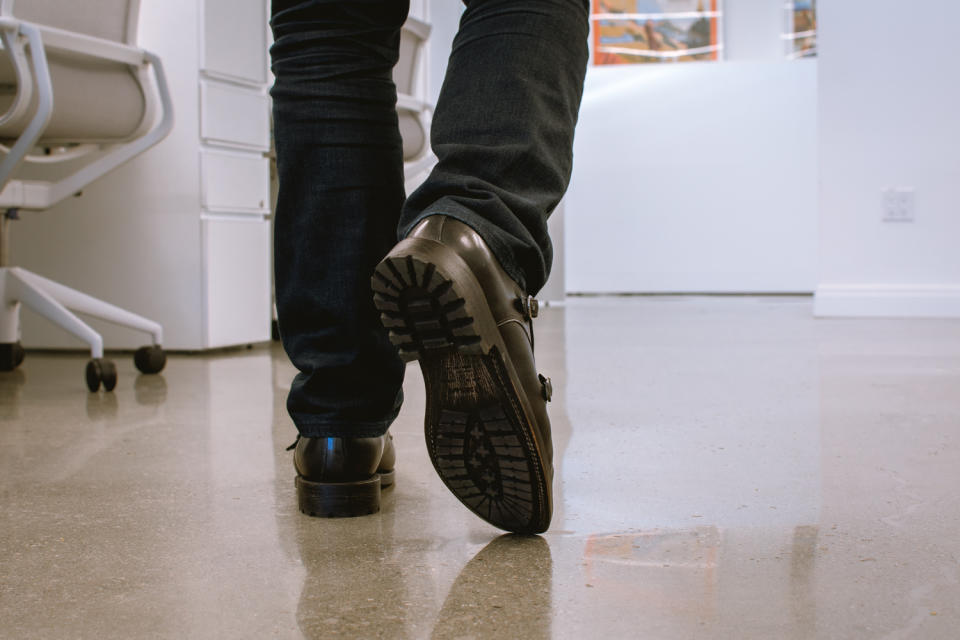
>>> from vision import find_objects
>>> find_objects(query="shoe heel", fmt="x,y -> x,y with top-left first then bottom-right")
372,240 -> 492,362
295,475 -> 381,517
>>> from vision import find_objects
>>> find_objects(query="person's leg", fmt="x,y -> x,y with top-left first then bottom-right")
270,0 -> 410,439
399,0 -> 590,294
373,0 -> 589,533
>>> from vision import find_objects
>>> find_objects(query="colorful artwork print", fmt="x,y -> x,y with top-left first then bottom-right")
592,0 -> 722,65
786,0 -> 817,58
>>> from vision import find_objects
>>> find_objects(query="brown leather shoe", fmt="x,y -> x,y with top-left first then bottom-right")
371,216 -> 553,534
293,432 -> 396,517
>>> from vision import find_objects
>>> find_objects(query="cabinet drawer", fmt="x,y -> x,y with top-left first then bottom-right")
202,217 -> 271,348
200,80 -> 270,150
202,0 -> 268,84
201,150 -> 269,212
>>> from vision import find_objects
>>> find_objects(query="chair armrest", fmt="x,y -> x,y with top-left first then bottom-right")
0,16 -> 174,210
403,16 -> 432,41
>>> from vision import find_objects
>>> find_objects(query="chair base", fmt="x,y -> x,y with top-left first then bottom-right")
0,340 -> 25,371
0,266 -> 165,389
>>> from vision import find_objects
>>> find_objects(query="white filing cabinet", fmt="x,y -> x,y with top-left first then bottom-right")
13,0 -> 273,351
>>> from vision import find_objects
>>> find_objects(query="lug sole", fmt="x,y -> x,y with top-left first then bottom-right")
372,240 -> 550,534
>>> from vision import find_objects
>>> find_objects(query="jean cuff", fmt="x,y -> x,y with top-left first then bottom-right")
290,388 -> 403,438
291,415 -> 397,439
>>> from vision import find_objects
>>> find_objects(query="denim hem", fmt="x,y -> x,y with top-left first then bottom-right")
291,415 -> 396,439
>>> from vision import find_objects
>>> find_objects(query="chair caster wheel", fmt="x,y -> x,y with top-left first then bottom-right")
0,342 -> 25,371
86,358 -> 117,392
134,345 -> 166,374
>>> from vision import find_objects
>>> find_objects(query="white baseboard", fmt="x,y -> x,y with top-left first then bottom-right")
814,284 -> 960,318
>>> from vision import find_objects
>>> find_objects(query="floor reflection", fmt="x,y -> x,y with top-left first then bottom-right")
290,516 -> 553,639
789,525 -> 819,640
293,505 -> 406,639
431,535 -> 552,640
133,372 -> 168,406
85,388 -> 119,419
584,528 -> 721,621
0,368 -> 26,420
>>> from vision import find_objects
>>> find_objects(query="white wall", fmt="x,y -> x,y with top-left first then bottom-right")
425,1 -> 460,107
566,60 -> 817,293
564,0 -> 818,294
723,0 -> 784,61
814,1 -> 960,317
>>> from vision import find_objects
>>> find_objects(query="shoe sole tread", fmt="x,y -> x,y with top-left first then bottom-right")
372,245 -> 550,534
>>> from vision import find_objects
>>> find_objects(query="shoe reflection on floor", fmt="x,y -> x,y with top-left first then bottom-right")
292,518 -> 552,639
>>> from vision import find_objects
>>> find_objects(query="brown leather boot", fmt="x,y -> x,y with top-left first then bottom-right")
371,216 -> 553,534
293,432 -> 396,517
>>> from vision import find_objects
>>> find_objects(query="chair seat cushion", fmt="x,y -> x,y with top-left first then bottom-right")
398,109 -> 426,162
0,51 -> 146,143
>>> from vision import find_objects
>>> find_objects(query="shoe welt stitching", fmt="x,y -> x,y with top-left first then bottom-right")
496,317 -> 533,349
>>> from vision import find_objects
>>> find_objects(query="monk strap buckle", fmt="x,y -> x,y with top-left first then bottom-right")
538,373 -> 553,402
516,295 -> 539,320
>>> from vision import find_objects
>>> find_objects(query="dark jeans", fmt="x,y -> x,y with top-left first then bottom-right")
270,0 -> 588,437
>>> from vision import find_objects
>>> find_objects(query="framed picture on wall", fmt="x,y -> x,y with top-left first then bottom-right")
783,0 -> 817,59
591,0 -> 724,65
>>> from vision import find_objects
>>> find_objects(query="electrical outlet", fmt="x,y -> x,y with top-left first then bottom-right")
882,187 -> 915,222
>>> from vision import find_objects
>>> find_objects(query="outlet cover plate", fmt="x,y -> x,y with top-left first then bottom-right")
882,187 -> 915,222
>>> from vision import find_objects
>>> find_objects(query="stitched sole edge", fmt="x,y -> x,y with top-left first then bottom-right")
295,475 -> 381,518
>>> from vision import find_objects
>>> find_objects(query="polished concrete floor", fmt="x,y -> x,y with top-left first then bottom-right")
2,296 -> 959,639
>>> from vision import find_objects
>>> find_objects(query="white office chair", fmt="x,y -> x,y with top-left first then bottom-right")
0,0 -> 173,391
394,16 -> 435,188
